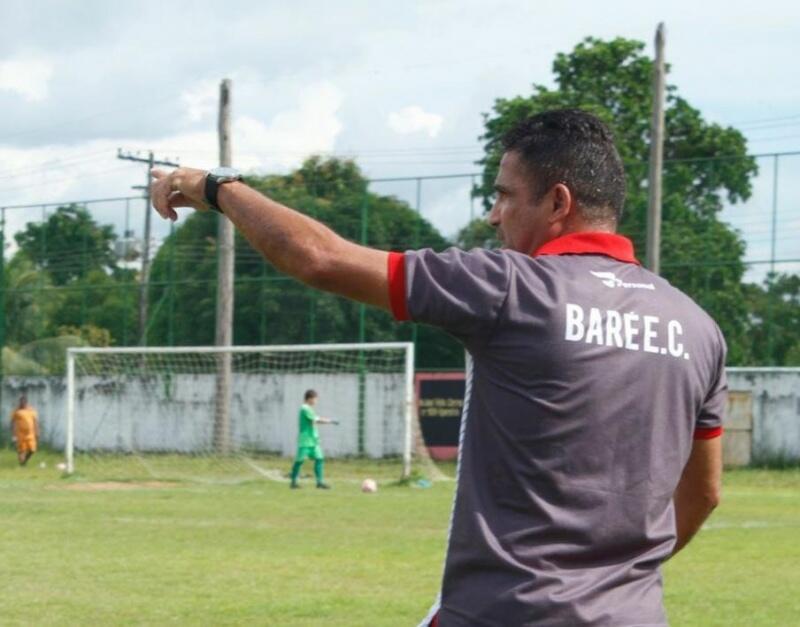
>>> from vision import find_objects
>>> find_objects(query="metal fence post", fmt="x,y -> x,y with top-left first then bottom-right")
357,192 -> 369,455
259,261 -> 267,345
168,221 -> 176,346
767,154 -> 779,364
0,209 -> 5,443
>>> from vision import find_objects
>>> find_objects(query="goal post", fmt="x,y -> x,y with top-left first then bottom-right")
65,342 -> 415,482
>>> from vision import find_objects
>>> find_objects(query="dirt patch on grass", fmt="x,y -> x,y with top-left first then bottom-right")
59,481 -> 180,492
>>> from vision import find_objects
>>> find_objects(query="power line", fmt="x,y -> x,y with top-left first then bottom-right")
0,164 -> 135,195
0,150 -> 111,180
742,121 -> 800,133
161,144 -> 482,156
734,113 -> 800,127
2,145 -> 799,188
0,71 -> 209,143
746,133 -> 800,143
0,195 -> 142,211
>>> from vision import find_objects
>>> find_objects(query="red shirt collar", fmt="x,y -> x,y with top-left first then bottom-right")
533,232 -> 640,265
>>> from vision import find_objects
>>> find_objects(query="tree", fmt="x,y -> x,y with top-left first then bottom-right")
147,157 -> 463,368
14,204 -> 119,285
2,253 -> 64,347
455,218 -> 500,251
56,324 -> 112,347
49,268 -> 138,345
744,273 -> 800,366
146,212 -> 219,347
475,37 -> 759,363
6,206 -> 138,349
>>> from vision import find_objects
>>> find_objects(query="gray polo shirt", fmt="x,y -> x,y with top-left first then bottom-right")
388,232 -> 726,627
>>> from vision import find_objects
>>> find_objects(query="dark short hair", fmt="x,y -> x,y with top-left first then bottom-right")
304,389 -> 318,401
502,109 -> 626,223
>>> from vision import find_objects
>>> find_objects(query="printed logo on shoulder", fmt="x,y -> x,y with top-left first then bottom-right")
590,271 -> 655,290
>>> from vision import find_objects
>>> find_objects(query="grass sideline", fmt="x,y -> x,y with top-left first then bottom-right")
1,451 -> 798,626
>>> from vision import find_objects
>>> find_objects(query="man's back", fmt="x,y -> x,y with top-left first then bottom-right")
393,236 -> 726,626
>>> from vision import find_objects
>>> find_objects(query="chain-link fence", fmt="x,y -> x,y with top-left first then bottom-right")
0,151 -> 797,378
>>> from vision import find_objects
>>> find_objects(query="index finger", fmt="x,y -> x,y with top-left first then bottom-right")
150,170 -> 176,219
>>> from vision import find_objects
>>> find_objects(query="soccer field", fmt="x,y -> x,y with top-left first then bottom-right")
1,452 -> 799,626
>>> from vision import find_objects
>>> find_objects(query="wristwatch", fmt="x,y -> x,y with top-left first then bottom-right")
204,167 -> 243,213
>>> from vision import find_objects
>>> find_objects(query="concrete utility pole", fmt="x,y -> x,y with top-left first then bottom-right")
117,149 -> 179,344
646,22 -> 666,275
213,79 -> 234,454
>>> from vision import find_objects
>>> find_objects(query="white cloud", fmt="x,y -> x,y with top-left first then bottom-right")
234,82 -> 344,170
146,80 -> 345,172
180,80 -> 219,123
387,105 -> 443,138
0,80 -> 346,215
0,55 -> 53,102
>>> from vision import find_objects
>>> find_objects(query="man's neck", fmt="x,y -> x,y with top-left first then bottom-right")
560,217 -> 617,236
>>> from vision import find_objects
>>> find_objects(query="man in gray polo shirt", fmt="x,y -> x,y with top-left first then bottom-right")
151,108 -> 724,626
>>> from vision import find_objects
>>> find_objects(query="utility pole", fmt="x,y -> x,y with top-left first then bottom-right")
117,149 -> 179,345
213,79 -> 234,454
646,22 -> 666,275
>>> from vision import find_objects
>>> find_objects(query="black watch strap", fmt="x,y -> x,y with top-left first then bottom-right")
204,173 -> 224,213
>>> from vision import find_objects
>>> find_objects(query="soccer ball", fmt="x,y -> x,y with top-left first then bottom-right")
56,462 -> 67,471
361,478 -> 378,493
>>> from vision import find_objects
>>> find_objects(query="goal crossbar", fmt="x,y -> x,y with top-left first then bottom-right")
66,342 -> 413,355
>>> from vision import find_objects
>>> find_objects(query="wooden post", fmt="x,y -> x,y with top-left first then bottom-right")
213,79 -> 234,454
646,23 -> 666,275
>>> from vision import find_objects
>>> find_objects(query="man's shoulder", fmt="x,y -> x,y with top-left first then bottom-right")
409,246 -> 516,267
521,254 -> 725,345
416,247 -> 538,283
619,264 -> 727,355
646,270 -> 723,334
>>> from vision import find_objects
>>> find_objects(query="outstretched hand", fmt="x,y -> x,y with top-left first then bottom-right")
150,167 -> 209,221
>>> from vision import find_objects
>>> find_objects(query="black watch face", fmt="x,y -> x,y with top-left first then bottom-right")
210,167 -> 241,179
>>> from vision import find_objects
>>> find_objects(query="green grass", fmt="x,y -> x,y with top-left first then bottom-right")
663,467 -> 800,626
1,451 -> 799,626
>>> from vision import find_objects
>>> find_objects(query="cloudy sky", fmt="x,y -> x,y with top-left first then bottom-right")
0,0 -> 797,279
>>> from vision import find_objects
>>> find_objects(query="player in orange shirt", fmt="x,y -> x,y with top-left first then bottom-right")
10,395 -> 39,466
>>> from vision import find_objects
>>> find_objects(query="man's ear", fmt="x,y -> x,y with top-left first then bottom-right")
548,183 -> 573,224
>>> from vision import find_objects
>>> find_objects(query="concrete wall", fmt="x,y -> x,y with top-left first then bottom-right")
727,368 -> 800,462
4,372 -> 406,458
7,367 -> 797,462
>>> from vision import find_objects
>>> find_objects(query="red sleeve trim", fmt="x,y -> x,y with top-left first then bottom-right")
694,426 -> 723,440
387,252 -> 409,321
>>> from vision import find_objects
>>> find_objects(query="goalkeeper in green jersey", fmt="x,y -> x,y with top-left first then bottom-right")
290,389 -> 336,489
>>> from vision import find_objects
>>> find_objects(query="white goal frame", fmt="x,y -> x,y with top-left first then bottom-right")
65,342 -> 415,478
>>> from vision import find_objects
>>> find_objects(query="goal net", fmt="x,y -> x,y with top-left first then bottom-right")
64,343 -> 414,483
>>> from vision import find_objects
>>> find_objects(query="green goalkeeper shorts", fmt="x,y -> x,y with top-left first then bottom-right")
295,445 -> 324,462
